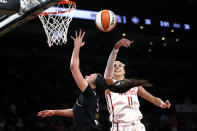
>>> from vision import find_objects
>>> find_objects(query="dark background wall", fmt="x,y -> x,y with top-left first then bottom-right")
0,0 -> 197,131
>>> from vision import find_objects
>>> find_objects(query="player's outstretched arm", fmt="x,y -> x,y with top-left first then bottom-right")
37,109 -> 73,118
138,86 -> 171,109
70,29 -> 88,92
104,38 -> 131,79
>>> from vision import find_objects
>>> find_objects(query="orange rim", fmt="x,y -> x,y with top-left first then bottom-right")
39,0 -> 76,16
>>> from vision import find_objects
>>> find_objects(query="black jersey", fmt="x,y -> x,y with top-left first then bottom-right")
73,85 -> 100,131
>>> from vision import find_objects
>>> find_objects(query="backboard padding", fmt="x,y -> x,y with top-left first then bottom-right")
0,0 -> 62,37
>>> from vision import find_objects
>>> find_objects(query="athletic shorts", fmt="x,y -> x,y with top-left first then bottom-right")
111,121 -> 145,131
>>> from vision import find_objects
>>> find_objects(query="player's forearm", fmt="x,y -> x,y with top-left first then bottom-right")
138,86 -> 164,108
70,47 -> 80,70
104,49 -> 119,79
54,109 -> 73,117
152,97 -> 165,108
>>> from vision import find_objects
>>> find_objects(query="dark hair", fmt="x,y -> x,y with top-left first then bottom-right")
93,74 -> 153,95
108,78 -> 152,93
94,74 -> 107,95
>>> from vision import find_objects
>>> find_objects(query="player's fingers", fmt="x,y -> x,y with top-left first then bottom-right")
166,100 -> 171,108
38,110 -> 46,114
41,115 -> 47,119
125,39 -> 131,45
165,100 -> 169,105
124,39 -> 130,44
79,29 -> 82,37
160,104 -> 164,108
37,113 -> 42,116
75,31 -> 78,37
121,42 -> 127,47
43,113 -> 50,117
161,102 -> 168,108
38,112 -> 47,117
127,42 -> 131,47
122,40 -> 129,47
125,41 -> 131,47
82,42 -> 85,46
81,31 -> 85,39
70,36 -> 75,40
127,40 -> 132,44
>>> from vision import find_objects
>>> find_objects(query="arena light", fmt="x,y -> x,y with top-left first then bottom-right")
122,33 -> 126,36
145,18 -> 151,25
131,16 -> 140,24
122,16 -> 127,24
149,42 -> 153,45
184,24 -> 190,30
44,7 -> 191,30
140,26 -> 144,29
171,29 -> 175,32
160,20 -> 170,27
173,23 -> 181,28
44,7 -> 123,23
148,49 -> 152,53
161,37 -> 165,40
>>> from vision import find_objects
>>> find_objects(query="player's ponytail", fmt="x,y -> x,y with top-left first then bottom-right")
94,74 -> 108,95
107,78 -> 152,93
94,74 -> 152,95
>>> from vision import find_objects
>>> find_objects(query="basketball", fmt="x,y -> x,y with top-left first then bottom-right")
95,9 -> 117,32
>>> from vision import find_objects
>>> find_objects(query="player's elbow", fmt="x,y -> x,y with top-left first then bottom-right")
104,75 -> 110,79
70,62 -> 76,69
70,64 -> 74,69
104,74 -> 113,79
70,64 -> 77,71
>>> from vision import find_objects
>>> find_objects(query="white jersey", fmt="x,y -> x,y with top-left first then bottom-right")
105,86 -> 143,123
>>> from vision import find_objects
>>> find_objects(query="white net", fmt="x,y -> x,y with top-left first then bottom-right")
39,1 -> 76,47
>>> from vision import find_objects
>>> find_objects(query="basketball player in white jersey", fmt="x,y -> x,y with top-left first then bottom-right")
104,38 -> 171,131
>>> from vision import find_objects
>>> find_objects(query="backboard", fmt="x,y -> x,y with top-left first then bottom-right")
0,0 -> 62,37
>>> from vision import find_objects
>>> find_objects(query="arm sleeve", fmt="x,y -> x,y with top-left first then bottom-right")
104,49 -> 119,79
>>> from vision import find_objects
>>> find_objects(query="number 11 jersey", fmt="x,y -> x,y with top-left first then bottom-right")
105,86 -> 143,123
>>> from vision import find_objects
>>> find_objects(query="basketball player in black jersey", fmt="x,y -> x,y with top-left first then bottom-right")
37,30 -> 132,131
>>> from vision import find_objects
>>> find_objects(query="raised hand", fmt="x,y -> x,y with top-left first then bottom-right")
37,110 -> 55,118
114,38 -> 132,49
70,29 -> 86,48
160,100 -> 171,109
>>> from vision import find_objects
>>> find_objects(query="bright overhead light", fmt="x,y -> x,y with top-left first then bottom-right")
149,42 -> 153,45
161,37 -> 165,40
140,26 -> 144,29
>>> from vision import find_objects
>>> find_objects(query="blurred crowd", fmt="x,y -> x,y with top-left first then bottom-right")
0,49 -> 196,131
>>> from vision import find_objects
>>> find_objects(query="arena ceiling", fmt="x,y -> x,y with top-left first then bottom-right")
0,0 -> 196,60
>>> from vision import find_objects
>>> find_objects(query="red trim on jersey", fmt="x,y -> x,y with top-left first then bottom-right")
105,94 -> 111,111
109,93 -> 115,123
111,124 -> 114,131
128,97 -> 131,105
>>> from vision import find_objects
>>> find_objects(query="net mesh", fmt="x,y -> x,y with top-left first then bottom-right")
39,1 -> 76,47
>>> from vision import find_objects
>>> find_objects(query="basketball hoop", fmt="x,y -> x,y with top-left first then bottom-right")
38,0 -> 76,47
